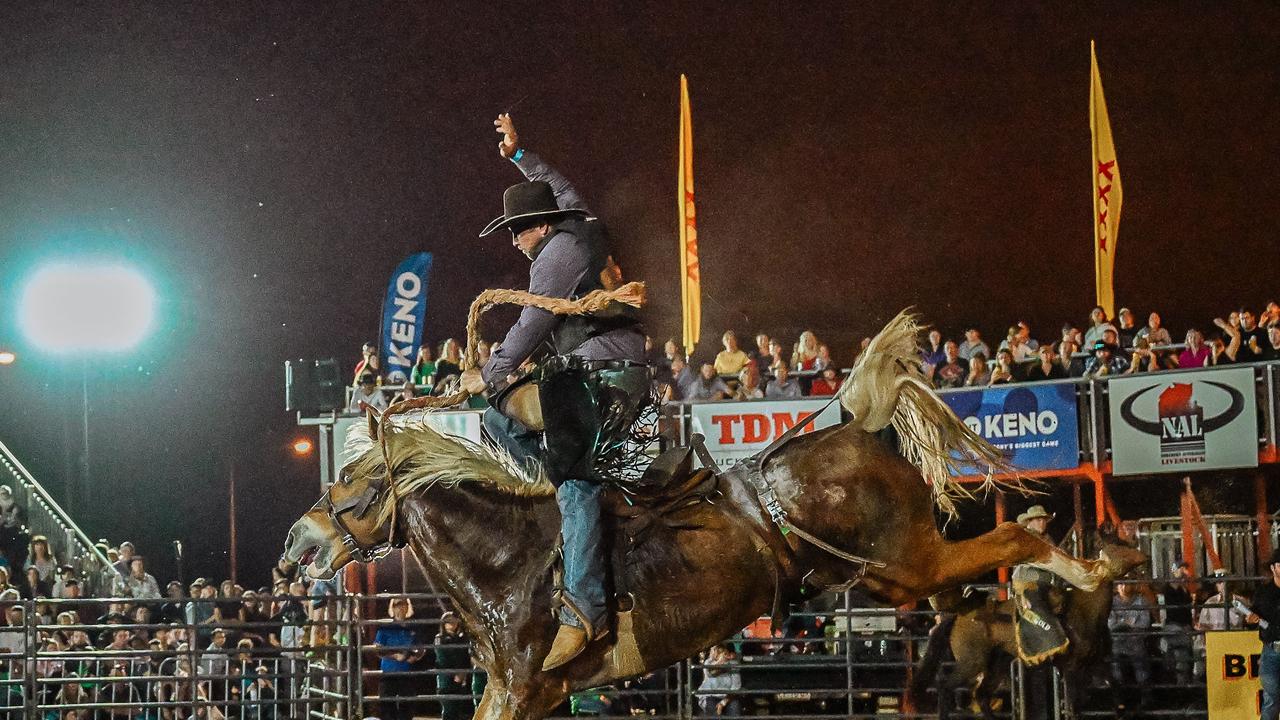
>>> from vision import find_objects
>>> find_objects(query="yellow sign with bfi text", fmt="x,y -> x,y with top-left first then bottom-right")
1205,631 -> 1262,719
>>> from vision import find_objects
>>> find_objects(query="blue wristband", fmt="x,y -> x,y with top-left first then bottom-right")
510,148 -> 524,162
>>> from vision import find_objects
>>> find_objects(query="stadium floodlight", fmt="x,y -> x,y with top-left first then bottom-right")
17,262 -> 156,353
0,351 -> 14,365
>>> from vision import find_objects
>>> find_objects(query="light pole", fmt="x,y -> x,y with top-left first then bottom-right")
17,262 -> 156,514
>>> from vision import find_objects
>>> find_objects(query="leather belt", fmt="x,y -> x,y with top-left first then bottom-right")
565,357 -> 647,372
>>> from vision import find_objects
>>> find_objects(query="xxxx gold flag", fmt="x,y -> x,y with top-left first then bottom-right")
1090,41 -> 1122,319
678,74 -> 701,357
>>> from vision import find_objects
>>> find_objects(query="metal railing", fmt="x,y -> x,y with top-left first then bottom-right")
0,439 -> 116,591
0,582 -> 1258,719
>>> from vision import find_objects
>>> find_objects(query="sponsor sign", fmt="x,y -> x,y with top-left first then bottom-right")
689,399 -> 843,466
379,252 -> 433,384
1204,631 -> 1261,720
1109,367 -> 1257,476
940,383 -> 1080,472
331,410 -> 483,485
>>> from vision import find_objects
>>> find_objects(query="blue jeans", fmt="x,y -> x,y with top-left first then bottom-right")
1263,645 -> 1280,720
482,408 -> 607,632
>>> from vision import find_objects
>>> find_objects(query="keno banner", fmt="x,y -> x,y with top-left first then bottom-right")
1204,631 -> 1261,720
940,383 -> 1080,472
1108,367 -> 1257,476
379,252 -> 433,383
689,399 -> 843,466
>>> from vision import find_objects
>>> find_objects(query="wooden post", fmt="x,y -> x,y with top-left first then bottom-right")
228,461 -> 237,585
1092,469 -> 1107,528
1072,479 -> 1085,556
995,492 -> 1009,599
1257,472 -> 1272,568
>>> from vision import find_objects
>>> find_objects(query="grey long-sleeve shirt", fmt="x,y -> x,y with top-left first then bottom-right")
482,151 -> 645,386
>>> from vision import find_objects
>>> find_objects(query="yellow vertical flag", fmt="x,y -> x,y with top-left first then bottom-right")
678,74 -> 701,358
1090,41 -> 1122,319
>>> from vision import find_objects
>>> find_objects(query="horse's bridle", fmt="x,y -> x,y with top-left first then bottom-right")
312,472 -> 398,564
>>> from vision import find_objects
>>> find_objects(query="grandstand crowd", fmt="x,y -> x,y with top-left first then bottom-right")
346,302 -> 1280,411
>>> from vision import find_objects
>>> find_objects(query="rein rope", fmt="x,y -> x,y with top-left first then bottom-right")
371,281 -> 647,546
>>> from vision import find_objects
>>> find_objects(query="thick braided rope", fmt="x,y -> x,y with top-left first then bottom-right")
376,281 -> 646,541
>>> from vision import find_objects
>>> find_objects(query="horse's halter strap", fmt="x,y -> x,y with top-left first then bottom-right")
317,475 -> 396,564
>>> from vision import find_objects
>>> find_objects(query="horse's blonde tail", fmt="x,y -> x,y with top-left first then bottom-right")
838,310 -> 1014,516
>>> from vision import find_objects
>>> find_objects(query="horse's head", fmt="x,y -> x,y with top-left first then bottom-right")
1094,523 -> 1147,580
284,412 -> 396,580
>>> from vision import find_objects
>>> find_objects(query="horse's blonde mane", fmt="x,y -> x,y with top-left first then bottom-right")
839,310 -> 1014,516
341,416 -> 554,526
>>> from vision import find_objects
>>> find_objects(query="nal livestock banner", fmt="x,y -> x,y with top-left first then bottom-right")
689,399 -> 843,466
1108,367 -> 1257,476
940,383 -> 1080,472
379,252 -> 433,384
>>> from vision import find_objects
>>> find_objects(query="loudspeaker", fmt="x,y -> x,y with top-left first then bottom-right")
285,358 -> 346,413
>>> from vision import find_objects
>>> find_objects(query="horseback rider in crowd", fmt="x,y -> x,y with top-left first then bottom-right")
459,113 -> 649,670
1010,505 -> 1070,662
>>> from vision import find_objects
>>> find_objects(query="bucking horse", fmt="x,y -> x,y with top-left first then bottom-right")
283,310 -> 1111,720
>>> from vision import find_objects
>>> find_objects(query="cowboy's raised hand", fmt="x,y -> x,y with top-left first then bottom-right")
460,368 -> 487,395
495,113 -> 519,158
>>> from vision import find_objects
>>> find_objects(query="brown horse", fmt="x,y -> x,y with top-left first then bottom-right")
283,313 -> 1110,720
910,530 -> 1146,720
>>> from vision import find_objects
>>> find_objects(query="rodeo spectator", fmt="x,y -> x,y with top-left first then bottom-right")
714,331 -> 749,376
1136,312 -> 1172,346
436,611 -> 472,720
1084,341 -> 1130,377
809,367 -> 842,396
688,364 -> 730,401
410,346 -> 436,394
1124,337 -> 1161,374
112,541 -> 137,575
1109,582 -> 1152,705
1116,308 -> 1139,348
1246,549 -> 1280,720
766,338 -> 788,370
1083,306 -> 1117,348
765,364 -> 802,399
25,536 -> 57,584
1237,310 -> 1268,363
52,564 -> 77,598
660,355 -> 696,402
931,341 -> 966,389
698,644 -> 742,717
1177,329 -> 1211,368
793,331 -> 822,371
921,329 -> 946,369
957,328 -> 990,361
733,365 -> 764,401
350,373 -> 389,413
112,557 -> 161,599
988,349 -> 1016,385
352,341 -> 378,386
1211,318 -> 1243,363
1159,563 -> 1196,685
1000,326 -> 1035,363
0,486 -> 29,570
656,338 -> 680,379
748,334 -> 771,371
1026,343 -> 1067,381
377,597 -> 424,720
1266,326 -> 1280,361
964,353 -> 991,387
434,338 -> 463,388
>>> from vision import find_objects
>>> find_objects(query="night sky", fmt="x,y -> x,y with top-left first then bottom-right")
1,4 -> 1277,587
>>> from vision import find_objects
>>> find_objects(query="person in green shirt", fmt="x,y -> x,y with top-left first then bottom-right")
410,346 -> 436,394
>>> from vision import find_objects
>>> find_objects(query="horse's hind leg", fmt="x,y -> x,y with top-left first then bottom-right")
918,522 -> 1104,596
474,681 -> 565,720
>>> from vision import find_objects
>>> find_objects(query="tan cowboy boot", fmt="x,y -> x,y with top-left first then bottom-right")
541,623 -> 590,671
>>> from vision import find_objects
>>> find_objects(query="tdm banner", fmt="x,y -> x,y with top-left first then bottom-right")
379,252 -> 433,383
1108,366 -> 1258,476
940,382 -> 1080,472
689,399 -> 843,466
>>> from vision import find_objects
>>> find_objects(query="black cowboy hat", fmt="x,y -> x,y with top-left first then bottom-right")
479,181 -> 587,237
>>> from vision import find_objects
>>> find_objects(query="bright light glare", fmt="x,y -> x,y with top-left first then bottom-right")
292,439 -> 314,455
0,351 -> 14,365
18,263 -> 156,353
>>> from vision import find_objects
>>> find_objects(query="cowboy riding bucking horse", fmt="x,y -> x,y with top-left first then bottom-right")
459,113 -> 649,670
